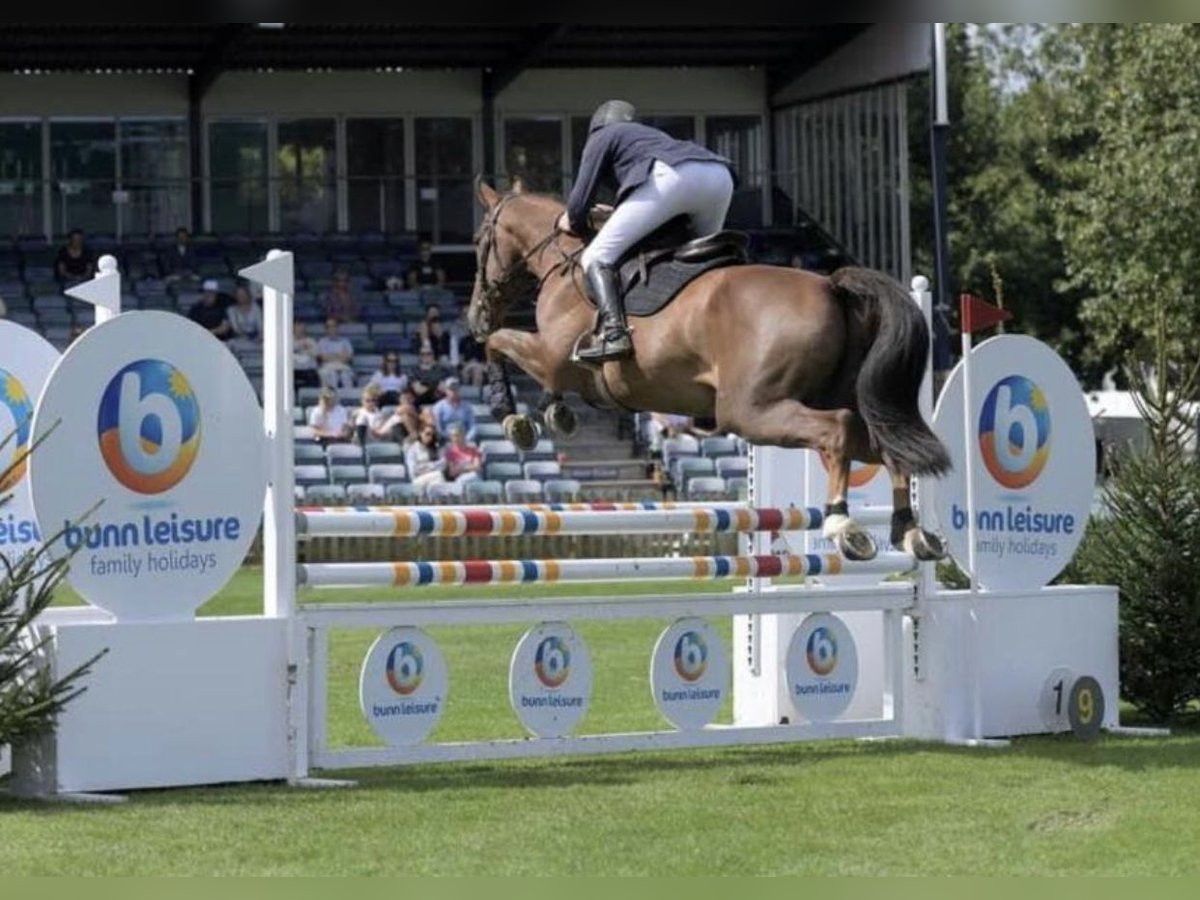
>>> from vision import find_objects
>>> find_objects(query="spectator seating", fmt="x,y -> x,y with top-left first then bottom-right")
464,479 -> 504,503
504,479 -> 544,503
367,464 -> 409,485
426,481 -> 465,504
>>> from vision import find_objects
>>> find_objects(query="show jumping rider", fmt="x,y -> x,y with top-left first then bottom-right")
556,100 -> 737,363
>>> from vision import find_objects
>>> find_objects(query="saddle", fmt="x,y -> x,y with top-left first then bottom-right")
605,217 -> 750,318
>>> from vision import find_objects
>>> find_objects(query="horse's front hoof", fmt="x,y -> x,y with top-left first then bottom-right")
900,527 -> 947,562
543,401 -> 579,441
503,414 -> 539,451
836,527 -> 878,562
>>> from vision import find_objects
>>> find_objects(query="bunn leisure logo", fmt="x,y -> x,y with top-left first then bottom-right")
673,630 -> 708,683
98,360 -> 200,494
534,635 -> 571,688
0,368 -> 34,493
806,626 -> 838,676
978,375 -> 1051,490
385,641 -> 424,695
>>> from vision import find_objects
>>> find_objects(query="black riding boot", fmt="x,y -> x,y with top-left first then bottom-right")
576,262 -> 633,362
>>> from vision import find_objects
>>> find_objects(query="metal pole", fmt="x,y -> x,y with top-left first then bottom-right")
930,23 -> 953,365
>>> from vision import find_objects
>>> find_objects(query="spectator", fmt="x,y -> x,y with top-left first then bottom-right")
316,317 -> 355,389
308,386 -> 352,445
56,228 -> 95,285
455,311 -> 487,388
406,239 -> 447,290
417,305 -> 452,361
0,293 -> 6,319
163,226 -> 198,281
226,285 -> 263,349
187,279 -> 232,341
408,343 -> 450,409
405,423 -> 446,493
352,384 -> 411,445
367,353 -> 408,405
398,385 -> 429,435
442,422 -> 483,483
293,320 -> 321,389
432,377 -> 476,442
646,412 -> 716,453
322,268 -> 359,323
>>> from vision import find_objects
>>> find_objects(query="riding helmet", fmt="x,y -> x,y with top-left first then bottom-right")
589,99 -> 637,132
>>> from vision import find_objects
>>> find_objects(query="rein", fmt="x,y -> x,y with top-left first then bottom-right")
475,195 -> 583,317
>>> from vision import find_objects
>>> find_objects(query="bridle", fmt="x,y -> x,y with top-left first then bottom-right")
472,192 -> 582,334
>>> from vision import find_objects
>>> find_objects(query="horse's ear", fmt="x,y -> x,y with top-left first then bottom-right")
475,175 -> 500,209
511,176 -> 526,194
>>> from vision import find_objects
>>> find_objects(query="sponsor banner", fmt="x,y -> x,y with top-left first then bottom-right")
649,617 -> 728,730
508,621 -> 592,738
931,335 -> 1094,590
28,311 -> 266,620
785,612 -> 859,722
0,321 -> 60,573
359,626 -> 448,745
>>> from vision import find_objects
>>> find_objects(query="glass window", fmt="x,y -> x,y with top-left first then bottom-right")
504,117 -> 563,196
49,120 -> 116,236
707,115 -> 764,228
346,118 -> 406,234
277,118 -> 336,233
706,115 -> 764,186
415,117 -> 473,243
121,119 -> 188,237
209,120 -> 269,234
0,121 -> 43,237
643,115 -> 695,141
570,116 -> 590,170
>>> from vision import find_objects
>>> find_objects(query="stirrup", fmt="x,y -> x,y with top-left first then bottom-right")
572,328 -> 633,364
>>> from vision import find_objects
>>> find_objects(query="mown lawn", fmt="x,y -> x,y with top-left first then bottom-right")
2,568 -> 1197,876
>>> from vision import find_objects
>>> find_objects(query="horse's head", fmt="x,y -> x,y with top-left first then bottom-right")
468,177 -> 557,340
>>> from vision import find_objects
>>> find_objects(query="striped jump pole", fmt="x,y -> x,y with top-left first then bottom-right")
298,551 -> 916,589
295,505 -> 894,539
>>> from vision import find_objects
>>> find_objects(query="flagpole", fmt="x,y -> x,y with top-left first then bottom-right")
960,296 -> 979,739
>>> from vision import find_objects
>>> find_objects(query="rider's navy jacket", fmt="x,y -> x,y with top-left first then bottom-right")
566,121 -> 735,237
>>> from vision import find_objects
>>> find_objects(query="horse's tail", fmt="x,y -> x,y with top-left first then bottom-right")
829,267 -> 951,477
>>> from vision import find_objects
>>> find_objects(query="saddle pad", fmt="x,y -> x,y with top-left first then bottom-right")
616,253 -> 746,318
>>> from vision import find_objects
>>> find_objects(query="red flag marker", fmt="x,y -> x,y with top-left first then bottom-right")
960,293 -> 1012,335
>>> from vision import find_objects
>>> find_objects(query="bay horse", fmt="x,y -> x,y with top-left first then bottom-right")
467,178 -> 950,561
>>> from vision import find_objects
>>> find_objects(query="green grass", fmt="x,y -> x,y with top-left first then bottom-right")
5,568 -> 1199,875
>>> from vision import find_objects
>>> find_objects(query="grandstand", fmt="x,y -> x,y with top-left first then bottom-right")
0,24 -> 933,504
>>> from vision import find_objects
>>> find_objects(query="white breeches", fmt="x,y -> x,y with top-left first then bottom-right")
580,159 -> 735,270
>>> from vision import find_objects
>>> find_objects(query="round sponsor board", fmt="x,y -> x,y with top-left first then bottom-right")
784,613 -> 859,722
649,617 -> 729,730
359,626 -> 448,745
28,311 -> 266,620
931,335 -> 1094,590
0,321 -> 60,570
509,622 -> 593,738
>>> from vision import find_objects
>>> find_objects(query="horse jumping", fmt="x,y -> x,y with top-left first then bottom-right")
467,179 -> 951,562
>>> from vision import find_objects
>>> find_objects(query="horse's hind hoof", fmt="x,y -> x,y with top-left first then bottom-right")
503,414 -> 539,452
544,401 -> 579,442
836,527 -> 878,562
899,527 -> 947,562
